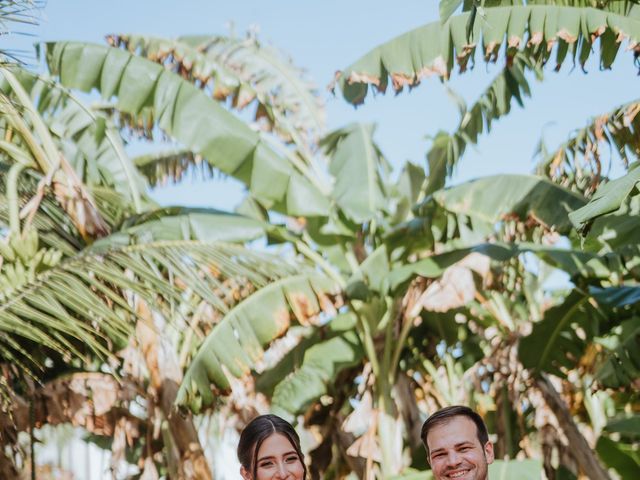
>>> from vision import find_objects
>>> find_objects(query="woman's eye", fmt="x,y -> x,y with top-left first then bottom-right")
285,455 -> 298,463
259,461 -> 273,468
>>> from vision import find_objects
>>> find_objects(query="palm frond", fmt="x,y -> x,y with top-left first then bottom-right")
536,98 -> 640,196
177,273 -> 341,412
569,161 -> 640,230
132,147 -> 213,187
0,237 -> 298,375
0,67 -> 148,210
102,206 -> 270,244
321,123 -> 389,222
257,313 -> 363,419
0,165 -> 84,254
0,67 -> 111,239
0,1 -> 43,64
45,41 -> 330,217
109,33 -> 326,150
425,53 -> 543,193
335,5 -> 640,104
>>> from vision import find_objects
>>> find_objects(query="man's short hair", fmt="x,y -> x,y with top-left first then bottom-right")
420,405 -> 489,458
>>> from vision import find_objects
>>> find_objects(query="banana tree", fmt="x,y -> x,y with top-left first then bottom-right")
54,5 -> 637,478
8,2 -> 638,478
0,54 -> 336,478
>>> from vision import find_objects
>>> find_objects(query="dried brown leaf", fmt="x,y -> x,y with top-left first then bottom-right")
590,25 -> 607,43
557,29 -> 578,44
347,71 -> 381,87
508,35 -> 522,49
416,56 -> 449,81
528,31 -> 543,47
419,270 -> 474,312
274,307 -> 291,336
140,457 -> 160,480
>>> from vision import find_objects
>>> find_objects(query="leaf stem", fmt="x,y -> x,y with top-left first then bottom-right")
293,239 -> 346,289
7,162 -> 26,233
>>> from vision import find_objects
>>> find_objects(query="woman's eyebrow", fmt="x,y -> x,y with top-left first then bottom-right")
258,451 -> 297,461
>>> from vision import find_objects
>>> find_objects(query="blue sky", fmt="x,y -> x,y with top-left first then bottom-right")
12,1 -> 640,210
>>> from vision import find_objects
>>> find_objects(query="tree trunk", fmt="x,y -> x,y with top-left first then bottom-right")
0,451 -> 22,479
395,374 -> 423,453
136,303 -> 213,480
159,379 -> 212,480
535,374 -> 611,480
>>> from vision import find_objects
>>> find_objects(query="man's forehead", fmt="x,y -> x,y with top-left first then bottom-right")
426,415 -> 479,448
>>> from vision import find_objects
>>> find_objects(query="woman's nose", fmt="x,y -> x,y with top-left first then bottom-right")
274,461 -> 288,478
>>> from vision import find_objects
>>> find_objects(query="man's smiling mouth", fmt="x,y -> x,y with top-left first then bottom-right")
447,468 -> 471,478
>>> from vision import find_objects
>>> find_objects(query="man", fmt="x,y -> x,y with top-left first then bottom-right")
421,405 -> 495,480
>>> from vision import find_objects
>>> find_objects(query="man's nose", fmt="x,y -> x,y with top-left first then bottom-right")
446,450 -> 462,466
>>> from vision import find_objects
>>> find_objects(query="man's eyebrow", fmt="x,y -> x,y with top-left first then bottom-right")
455,441 -> 475,447
431,442 -> 475,454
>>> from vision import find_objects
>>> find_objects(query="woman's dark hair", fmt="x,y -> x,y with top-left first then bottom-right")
237,414 -> 307,479
420,405 -> 490,459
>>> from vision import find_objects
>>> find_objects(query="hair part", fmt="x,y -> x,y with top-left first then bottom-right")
237,414 -> 307,479
420,405 -> 490,460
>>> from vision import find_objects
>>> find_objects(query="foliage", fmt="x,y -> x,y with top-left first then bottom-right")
336,5 -> 640,104
0,2 -> 638,479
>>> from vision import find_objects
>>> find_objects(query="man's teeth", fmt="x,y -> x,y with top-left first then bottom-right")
449,470 -> 469,478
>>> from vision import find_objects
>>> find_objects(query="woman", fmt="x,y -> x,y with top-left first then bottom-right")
238,414 -> 307,480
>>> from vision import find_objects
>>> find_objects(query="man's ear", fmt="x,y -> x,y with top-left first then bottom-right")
483,441 -> 495,464
240,465 -> 252,480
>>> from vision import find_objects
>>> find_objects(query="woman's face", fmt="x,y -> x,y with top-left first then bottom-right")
241,432 -> 305,480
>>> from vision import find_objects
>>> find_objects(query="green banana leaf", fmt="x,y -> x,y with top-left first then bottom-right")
336,5 -> 640,104
425,53 -> 542,195
418,174 -> 586,234
537,98 -> 640,196
520,291 -> 599,377
91,207 -> 270,250
176,273 -> 340,412
321,123 -> 389,223
111,33 -> 325,146
604,415 -> 640,440
570,162 -> 640,230
596,435 -> 640,480
389,242 -> 613,290
0,67 -> 148,211
44,41 -> 329,217
595,316 -> 640,388
0,239 -> 289,375
260,313 -> 363,419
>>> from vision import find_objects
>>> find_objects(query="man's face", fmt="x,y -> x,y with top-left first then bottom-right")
426,416 -> 494,480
